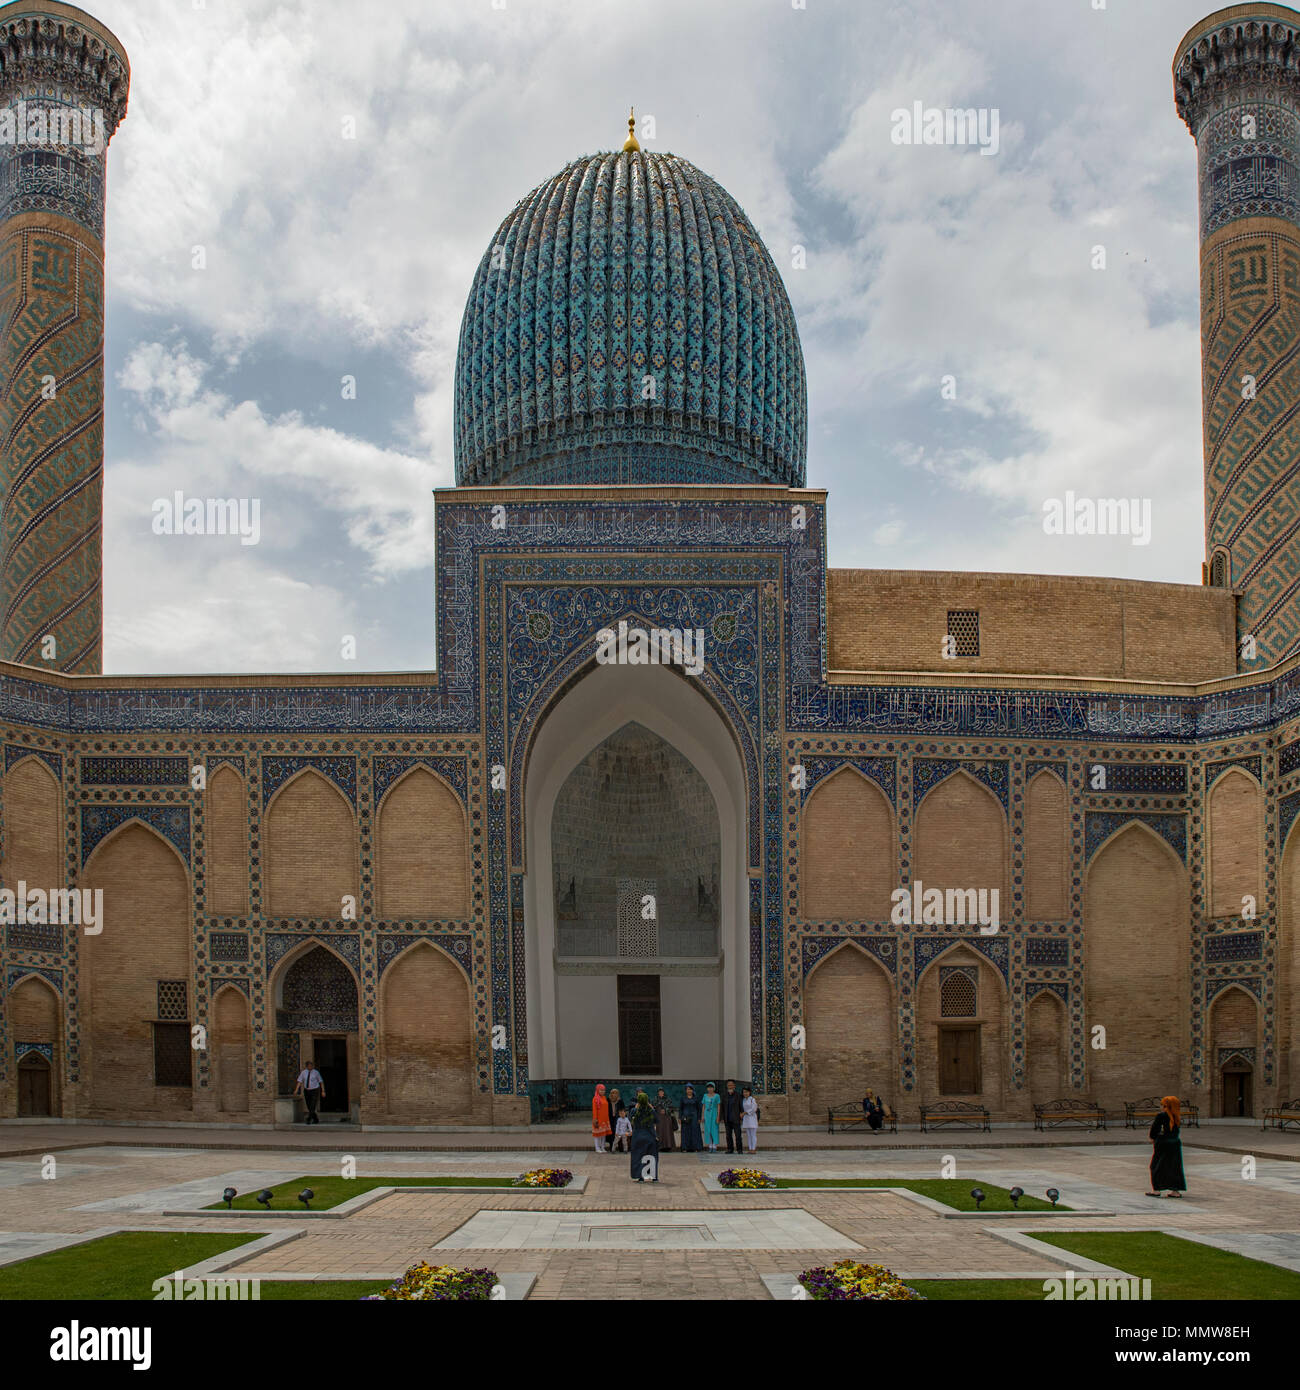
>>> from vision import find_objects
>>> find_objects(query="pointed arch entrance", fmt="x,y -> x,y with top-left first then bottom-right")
523,661 -> 749,1082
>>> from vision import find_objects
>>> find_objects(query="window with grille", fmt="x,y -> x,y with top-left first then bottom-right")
940,968 -> 977,1017
617,877 -> 659,957
1210,550 -> 1229,589
947,610 -> 980,657
153,1023 -> 192,1087
157,980 -> 188,1020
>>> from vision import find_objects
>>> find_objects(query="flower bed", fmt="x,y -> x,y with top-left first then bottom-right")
363,1262 -> 498,1301
717,1167 -> 777,1189
511,1167 -> 574,1188
797,1260 -> 926,1301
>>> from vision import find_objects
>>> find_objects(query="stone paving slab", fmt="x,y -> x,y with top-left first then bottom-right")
4,1121 -> 1297,1160
0,1227 -> 121,1269
439,1207 -> 863,1251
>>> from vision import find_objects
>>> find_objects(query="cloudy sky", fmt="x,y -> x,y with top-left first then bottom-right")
90,0 -> 1222,674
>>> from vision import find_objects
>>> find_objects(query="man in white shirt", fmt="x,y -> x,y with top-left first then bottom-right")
293,1060 -> 325,1124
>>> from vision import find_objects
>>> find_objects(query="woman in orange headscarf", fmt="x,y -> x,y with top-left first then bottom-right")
1146,1095 -> 1186,1198
592,1084 -> 612,1153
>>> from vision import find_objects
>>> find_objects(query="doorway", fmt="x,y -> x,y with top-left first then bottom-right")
938,1026 -> 980,1095
17,1053 -> 51,1117
313,1037 -> 349,1113
1221,1063 -> 1252,1118
617,975 -> 662,1074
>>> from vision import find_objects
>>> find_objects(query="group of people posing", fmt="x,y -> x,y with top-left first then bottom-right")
591,1081 -> 759,1162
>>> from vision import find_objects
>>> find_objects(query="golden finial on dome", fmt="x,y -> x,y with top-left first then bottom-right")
622,106 -> 640,152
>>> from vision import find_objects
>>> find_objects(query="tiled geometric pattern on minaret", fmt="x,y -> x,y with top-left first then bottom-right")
0,4 -> 129,676
1175,7 -> 1300,670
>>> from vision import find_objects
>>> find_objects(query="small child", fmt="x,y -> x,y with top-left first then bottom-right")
613,1104 -> 632,1152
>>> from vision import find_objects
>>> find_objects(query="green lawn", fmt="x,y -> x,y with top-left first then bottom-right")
770,1178 -> 1064,1211
0,1232 -> 261,1300
205,1175 -> 528,1210
909,1231 -> 1300,1301
1033,1231 -> 1300,1300
259,1279 -> 393,1300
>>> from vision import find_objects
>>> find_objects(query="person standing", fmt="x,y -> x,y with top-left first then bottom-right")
701,1083 -> 721,1152
654,1087 -> 677,1152
613,1103 -> 632,1152
605,1087 -> 623,1152
630,1091 -> 660,1182
679,1084 -> 702,1153
741,1085 -> 759,1154
293,1059 -> 324,1124
1147,1095 -> 1186,1198
721,1079 -> 744,1155
592,1083 -> 612,1154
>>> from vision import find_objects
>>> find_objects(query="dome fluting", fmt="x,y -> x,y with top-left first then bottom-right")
453,150 -> 807,488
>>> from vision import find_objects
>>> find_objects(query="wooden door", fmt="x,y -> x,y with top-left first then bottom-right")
938,1026 -> 980,1095
17,1055 -> 51,1117
617,975 -> 662,1074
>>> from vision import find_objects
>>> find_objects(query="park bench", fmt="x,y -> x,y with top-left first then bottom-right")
826,1100 -> 898,1135
919,1100 -> 991,1132
1033,1098 -> 1107,1131
1262,1099 -> 1300,1132
1124,1097 -> 1199,1129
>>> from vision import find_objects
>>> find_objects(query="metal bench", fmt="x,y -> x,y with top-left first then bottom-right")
1124,1097 -> 1199,1129
919,1100 -> 990,1132
827,1101 -> 897,1135
1263,1099 -> 1300,1132
1034,1098 -> 1107,1131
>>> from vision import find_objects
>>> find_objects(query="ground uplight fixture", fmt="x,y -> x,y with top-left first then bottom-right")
1046,1187 -> 1060,1207
298,1188 -> 314,1210
1009,1186 -> 1023,1208
970,1187 -> 985,1210
256,1189 -> 274,1208
222,1187 -> 237,1209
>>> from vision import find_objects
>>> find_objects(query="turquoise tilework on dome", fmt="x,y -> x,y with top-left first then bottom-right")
454,150 -> 807,488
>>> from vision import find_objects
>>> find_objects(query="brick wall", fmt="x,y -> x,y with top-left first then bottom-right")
1026,991 -> 1066,1105
1084,824 -> 1188,1110
266,771 -> 358,917
79,823 -> 193,1120
214,985 -> 249,1113
207,765 -> 248,914
803,945 -> 894,1119
1025,770 -> 1068,919
827,570 -> 1237,681
379,943 -> 475,1120
800,768 -> 896,920
1207,769 -> 1263,920
2,758 -> 61,890
377,767 -> 468,919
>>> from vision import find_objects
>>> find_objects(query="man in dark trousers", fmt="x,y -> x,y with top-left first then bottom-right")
293,1058 -> 325,1124
721,1079 -> 744,1155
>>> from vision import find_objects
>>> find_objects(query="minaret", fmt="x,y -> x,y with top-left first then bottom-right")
0,3 -> 128,674
1175,5 -> 1300,671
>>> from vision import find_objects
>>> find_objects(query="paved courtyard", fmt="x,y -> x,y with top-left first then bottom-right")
0,1123 -> 1296,1298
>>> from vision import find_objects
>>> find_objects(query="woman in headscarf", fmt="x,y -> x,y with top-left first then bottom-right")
1147,1095 -> 1186,1198
701,1082 -> 721,1152
605,1087 -> 622,1152
654,1087 -> 677,1152
679,1084 -> 702,1153
591,1083 -> 611,1154
862,1088 -> 884,1133
630,1090 -> 660,1182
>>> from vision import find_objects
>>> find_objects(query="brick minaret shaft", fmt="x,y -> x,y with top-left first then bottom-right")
1175,5 -> 1300,672
0,3 -> 126,674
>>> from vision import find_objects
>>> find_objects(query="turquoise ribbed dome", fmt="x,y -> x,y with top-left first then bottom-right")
454,150 -> 807,488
